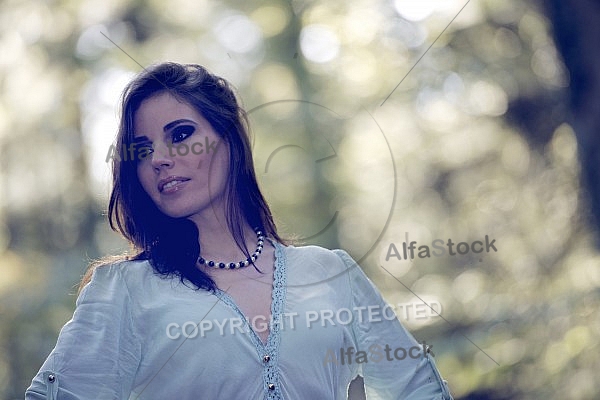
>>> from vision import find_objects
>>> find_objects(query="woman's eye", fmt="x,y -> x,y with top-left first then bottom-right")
137,145 -> 153,162
171,125 -> 195,143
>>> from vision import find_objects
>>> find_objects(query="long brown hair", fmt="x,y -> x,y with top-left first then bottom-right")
81,62 -> 282,292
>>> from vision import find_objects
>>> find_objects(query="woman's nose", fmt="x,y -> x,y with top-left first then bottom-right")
151,144 -> 175,170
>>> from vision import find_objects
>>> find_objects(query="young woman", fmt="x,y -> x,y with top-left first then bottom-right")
26,62 -> 453,399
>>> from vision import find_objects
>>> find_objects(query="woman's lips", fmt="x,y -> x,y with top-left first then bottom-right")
158,176 -> 190,193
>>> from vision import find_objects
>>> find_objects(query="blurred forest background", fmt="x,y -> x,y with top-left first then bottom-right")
1,0 -> 599,399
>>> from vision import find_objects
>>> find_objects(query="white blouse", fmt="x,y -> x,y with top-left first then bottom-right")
26,240 -> 453,399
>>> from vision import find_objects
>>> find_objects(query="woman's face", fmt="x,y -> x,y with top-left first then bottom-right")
133,92 -> 229,222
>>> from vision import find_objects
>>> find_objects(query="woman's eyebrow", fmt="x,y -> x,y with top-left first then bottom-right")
133,136 -> 150,143
163,118 -> 197,132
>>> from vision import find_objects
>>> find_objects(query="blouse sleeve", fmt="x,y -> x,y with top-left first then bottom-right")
333,250 -> 453,400
25,263 -> 141,400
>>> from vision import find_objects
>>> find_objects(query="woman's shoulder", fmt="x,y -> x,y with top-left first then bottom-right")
277,240 -> 358,277
80,258 -> 155,295
280,240 -> 345,260
95,258 -> 153,278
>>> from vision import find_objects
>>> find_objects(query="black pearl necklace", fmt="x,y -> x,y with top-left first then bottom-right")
197,227 -> 265,269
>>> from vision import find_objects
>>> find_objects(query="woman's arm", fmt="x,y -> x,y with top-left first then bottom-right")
334,250 -> 453,400
25,263 -> 141,400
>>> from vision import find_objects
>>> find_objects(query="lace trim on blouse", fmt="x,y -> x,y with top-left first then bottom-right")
215,239 -> 286,399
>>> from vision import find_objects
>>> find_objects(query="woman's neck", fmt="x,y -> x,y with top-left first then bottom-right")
188,210 -> 258,262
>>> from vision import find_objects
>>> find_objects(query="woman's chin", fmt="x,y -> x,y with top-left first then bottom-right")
157,206 -> 194,220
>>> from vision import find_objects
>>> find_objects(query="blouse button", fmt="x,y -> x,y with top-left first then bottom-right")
263,354 -> 270,363
268,383 -> 275,391
48,374 -> 56,383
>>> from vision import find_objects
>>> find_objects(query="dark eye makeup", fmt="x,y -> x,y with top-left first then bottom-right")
171,125 -> 195,144
131,122 -> 197,163
137,142 -> 153,161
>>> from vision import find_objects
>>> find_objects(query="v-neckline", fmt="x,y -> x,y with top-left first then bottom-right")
214,239 -> 285,349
